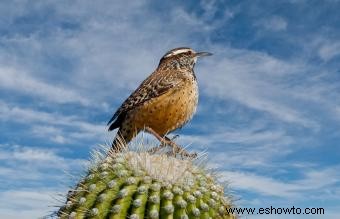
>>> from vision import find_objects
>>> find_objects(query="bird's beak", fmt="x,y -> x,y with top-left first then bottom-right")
195,51 -> 213,58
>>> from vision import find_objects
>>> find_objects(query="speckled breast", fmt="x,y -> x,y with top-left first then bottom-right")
131,79 -> 198,136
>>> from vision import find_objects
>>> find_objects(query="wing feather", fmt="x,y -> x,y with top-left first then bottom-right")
107,70 -> 184,129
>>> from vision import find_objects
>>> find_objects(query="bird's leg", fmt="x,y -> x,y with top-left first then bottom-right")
163,135 -> 179,156
145,127 -> 196,158
147,139 -> 167,154
146,128 -> 182,155
146,127 -> 168,154
147,135 -> 178,154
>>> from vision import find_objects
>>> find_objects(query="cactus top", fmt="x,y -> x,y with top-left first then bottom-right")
58,151 -> 235,219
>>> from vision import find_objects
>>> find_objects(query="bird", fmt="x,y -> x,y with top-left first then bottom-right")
107,47 -> 212,156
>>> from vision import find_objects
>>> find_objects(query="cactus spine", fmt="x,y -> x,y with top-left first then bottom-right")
58,150 -> 236,219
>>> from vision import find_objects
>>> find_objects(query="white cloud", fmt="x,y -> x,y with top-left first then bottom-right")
0,189 -> 61,219
0,144 -> 87,181
336,106 -> 340,118
260,16 -> 288,31
51,135 -> 67,144
0,144 -> 87,219
0,101 -> 106,143
0,144 -> 86,219
0,67 -> 90,106
223,171 -> 297,197
222,166 -> 340,198
11,147 -> 61,162
175,122 -> 298,170
31,125 -> 69,144
318,41 -> 340,61
0,156 -> 82,216
179,128 -> 293,150
199,48 -> 319,129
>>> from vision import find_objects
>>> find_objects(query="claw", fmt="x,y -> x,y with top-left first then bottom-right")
171,134 -> 180,141
145,127 -> 196,159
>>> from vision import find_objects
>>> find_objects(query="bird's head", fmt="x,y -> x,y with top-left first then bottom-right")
159,47 -> 212,70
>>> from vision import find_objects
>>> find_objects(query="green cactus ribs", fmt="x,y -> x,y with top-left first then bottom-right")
58,151 -> 236,219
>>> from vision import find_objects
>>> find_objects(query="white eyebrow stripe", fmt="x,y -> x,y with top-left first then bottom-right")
164,49 -> 192,58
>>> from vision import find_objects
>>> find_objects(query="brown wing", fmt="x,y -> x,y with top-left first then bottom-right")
107,70 -> 184,130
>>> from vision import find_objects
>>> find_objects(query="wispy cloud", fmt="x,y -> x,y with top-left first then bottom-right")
258,16 -> 288,31
199,48 -> 320,129
318,40 -> 340,61
222,166 -> 340,198
0,101 -> 106,144
0,189 -> 59,219
0,144 -> 86,182
223,171 -> 298,197
0,67 -> 90,106
0,143 -> 88,218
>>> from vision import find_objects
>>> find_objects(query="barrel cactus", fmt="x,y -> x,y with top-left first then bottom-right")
57,145 -> 236,219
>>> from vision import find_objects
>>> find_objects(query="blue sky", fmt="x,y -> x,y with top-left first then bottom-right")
0,0 -> 339,218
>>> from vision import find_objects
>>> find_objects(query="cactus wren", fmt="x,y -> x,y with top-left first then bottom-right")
107,47 -> 212,156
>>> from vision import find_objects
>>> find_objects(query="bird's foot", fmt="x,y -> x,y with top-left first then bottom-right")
145,127 -> 196,159
147,141 -> 167,154
166,139 -> 197,159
